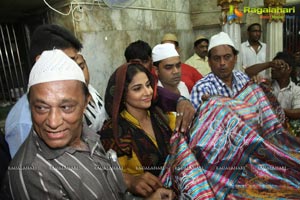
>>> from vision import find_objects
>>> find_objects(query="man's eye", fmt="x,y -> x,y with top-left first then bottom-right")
212,57 -> 220,62
34,105 -> 48,113
224,54 -> 232,60
61,105 -> 75,113
164,65 -> 173,70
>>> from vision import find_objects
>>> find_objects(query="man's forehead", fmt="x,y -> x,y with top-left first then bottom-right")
62,48 -> 78,59
250,25 -> 261,31
198,40 -> 208,45
29,80 -> 84,98
210,45 -> 233,55
160,56 -> 180,64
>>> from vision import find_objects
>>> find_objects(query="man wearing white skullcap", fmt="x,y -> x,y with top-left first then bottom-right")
5,24 -> 108,159
28,50 -> 86,88
161,33 -> 203,92
152,43 -> 190,99
1,49 -> 124,199
2,49 -> 173,200
190,32 -> 250,109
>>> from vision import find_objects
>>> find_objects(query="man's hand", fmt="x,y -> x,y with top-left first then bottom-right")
175,99 -> 195,133
269,59 -> 289,71
201,93 -> 210,102
124,172 -> 163,197
146,187 -> 175,200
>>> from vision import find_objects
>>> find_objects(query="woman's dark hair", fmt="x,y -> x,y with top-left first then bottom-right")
105,63 -> 154,117
123,64 -> 154,101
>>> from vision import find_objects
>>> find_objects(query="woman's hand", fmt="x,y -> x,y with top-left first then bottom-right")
175,99 -> 195,133
146,187 -> 175,200
124,172 -> 163,197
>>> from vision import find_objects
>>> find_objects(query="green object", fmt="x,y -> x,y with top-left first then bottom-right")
289,119 -> 300,136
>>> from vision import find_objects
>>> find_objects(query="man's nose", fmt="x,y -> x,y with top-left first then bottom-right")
46,109 -> 63,129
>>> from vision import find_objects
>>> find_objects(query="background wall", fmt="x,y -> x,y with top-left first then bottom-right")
49,0 -> 222,96
47,0 -> 299,96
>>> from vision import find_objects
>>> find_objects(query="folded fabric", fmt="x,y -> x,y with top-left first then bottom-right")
160,82 -> 300,199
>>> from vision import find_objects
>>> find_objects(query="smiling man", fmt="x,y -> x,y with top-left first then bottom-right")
5,24 -> 108,158
1,49 -> 174,200
1,49 -> 126,199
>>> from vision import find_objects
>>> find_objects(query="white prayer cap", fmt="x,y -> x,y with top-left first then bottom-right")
28,49 -> 85,90
152,43 -> 179,62
208,32 -> 236,52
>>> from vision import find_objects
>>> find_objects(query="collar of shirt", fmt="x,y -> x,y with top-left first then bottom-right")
207,70 -> 249,96
246,40 -> 263,51
33,124 -> 103,160
209,71 -> 240,90
272,79 -> 293,92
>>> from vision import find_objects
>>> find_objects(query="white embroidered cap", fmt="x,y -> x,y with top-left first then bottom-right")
208,32 -> 236,52
28,49 -> 85,90
152,43 -> 179,62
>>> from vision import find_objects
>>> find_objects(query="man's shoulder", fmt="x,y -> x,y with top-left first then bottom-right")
181,63 -> 200,73
260,41 -> 267,46
6,94 -> 30,120
9,131 -> 37,167
233,70 -> 249,79
181,62 -> 193,69
290,81 -> 300,92
240,41 -> 251,52
185,54 -> 198,62
193,74 -> 215,87
5,94 -> 31,132
241,41 -> 249,46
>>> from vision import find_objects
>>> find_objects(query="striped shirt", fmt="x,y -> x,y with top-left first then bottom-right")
191,71 -> 250,109
84,84 -> 108,132
2,126 -> 126,200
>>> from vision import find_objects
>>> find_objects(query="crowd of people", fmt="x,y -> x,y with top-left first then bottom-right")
0,22 -> 300,199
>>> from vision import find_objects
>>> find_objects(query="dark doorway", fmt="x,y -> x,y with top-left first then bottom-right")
283,4 -> 300,54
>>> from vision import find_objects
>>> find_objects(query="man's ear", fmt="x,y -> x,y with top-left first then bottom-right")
86,93 -> 92,107
287,66 -> 293,73
234,54 -> 238,64
35,55 -> 41,62
208,58 -> 212,69
153,65 -> 159,76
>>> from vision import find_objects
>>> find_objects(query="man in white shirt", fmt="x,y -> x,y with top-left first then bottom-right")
240,23 -> 267,80
245,51 -> 300,120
